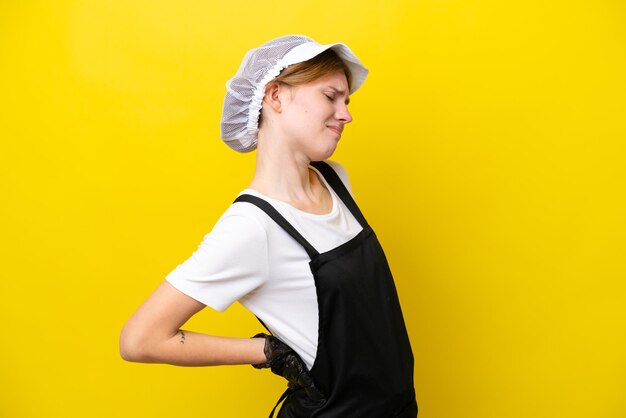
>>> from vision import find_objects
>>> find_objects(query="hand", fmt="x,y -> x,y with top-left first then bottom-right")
251,333 -> 326,403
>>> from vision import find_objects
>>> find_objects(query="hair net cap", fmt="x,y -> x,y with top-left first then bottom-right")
220,34 -> 368,153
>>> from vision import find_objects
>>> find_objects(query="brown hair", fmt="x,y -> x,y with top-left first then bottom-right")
273,48 -> 352,89
259,49 -> 352,126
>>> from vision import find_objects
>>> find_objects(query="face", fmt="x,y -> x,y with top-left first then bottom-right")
277,71 -> 353,161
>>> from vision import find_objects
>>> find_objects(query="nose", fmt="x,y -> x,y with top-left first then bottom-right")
336,102 -> 352,124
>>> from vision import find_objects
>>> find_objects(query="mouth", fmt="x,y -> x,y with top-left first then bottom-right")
328,126 -> 343,136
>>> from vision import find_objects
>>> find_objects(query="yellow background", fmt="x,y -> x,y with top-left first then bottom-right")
1,1 -> 625,417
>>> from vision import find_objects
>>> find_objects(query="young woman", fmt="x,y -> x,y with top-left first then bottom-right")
120,34 -> 418,418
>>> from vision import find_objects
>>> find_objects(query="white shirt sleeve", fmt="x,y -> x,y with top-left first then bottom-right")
165,214 -> 269,312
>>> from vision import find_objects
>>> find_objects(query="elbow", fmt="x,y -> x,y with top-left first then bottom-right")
119,338 -> 141,362
119,324 -> 151,363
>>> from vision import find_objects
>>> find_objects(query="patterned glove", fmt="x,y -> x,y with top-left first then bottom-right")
251,333 -> 326,403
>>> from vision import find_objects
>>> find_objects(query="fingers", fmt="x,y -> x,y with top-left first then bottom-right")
298,369 -> 326,403
251,333 -> 327,402
303,380 -> 327,403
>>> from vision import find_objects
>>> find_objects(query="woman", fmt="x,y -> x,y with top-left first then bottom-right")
120,34 -> 418,417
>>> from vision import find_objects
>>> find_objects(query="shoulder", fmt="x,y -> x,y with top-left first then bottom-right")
164,202 -> 271,312
321,159 -> 354,196
213,201 -> 272,242
324,159 -> 349,180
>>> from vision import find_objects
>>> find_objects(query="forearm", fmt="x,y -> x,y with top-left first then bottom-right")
121,329 -> 266,366
119,280 -> 267,366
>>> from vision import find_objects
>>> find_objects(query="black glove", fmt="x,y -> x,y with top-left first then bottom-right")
251,333 -> 326,403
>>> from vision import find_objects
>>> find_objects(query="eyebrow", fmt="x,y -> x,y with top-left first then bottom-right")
328,86 -> 350,105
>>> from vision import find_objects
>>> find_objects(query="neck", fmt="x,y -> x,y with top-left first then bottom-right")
247,132 -> 319,203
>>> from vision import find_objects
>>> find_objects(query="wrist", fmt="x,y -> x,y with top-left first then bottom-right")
250,334 -> 270,368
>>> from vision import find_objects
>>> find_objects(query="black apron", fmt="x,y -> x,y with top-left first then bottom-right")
234,160 -> 418,418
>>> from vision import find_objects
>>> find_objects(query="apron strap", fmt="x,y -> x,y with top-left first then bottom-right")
310,161 -> 369,229
268,387 -> 294,418
233,194 -> 319,259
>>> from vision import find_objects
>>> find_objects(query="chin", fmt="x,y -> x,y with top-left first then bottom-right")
315,147 -> 337,162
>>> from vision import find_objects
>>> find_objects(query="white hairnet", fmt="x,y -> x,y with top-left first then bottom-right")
220,34 -> 368,153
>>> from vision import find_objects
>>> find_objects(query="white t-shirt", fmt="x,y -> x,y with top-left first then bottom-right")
165,160 -> 363,369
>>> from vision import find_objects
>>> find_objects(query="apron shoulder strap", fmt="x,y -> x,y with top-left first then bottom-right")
310,160 -> 369,229
233,194 -> 319,259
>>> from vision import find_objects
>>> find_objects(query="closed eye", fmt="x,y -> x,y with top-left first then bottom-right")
326,86 -> 350,105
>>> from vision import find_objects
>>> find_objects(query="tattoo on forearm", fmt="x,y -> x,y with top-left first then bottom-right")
179,330 -> 186,345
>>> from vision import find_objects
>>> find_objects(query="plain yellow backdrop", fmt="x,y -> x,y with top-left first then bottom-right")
1,0 -> 625,417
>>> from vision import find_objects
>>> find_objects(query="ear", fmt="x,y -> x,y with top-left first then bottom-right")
263,81 -> 283,113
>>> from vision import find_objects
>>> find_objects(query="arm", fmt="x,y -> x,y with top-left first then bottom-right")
119,280 -> 266,366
